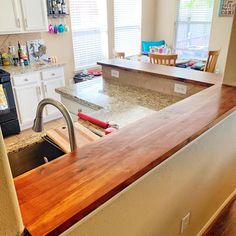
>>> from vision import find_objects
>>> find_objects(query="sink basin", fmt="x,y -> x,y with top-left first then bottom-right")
8,139 -> 65,178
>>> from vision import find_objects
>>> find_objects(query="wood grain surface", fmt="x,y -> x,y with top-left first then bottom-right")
46,122 -> 100,153
97,59 -> 223,86
14,84 -> 236,236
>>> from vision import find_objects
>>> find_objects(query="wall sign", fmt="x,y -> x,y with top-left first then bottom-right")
219,0 -> 236,16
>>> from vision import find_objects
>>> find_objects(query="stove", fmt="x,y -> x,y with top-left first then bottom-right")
0,69 -> 20,137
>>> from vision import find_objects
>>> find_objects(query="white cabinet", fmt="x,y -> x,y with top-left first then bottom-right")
0,0 -> 48,34
42,77 -> 65,116
14,82 -> 42,127
13,72 -> 42,128
0,0 -> 22,34
12,67 -> 65,130
20,0 -> 48,32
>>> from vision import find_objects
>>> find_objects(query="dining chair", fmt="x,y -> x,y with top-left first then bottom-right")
204,50 -> 220,73
113,50 -> 125,59
149,53 -> 178,66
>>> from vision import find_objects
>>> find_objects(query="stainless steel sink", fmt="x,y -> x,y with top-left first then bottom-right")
8,138 -> 65,178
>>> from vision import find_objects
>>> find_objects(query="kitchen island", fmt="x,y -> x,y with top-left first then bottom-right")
14,60 -> 236,236
56,77 -> 182,128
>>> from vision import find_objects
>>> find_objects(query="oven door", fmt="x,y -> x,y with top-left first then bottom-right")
0,79 -> 18,123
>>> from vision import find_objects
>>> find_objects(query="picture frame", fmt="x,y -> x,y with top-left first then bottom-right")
218,0 -> 236,17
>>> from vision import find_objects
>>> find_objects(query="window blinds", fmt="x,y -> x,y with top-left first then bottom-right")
114,0 -> 142,56
70,0 -> 108,70
174,0 -> 214,60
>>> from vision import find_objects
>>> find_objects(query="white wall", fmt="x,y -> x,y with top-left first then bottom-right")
154,0 -> 233,75
209,0 -> 234,75
155,0 -> 177,46
63,111 -> 236,236
223,11 -> 236,86
0,130 -> 24,235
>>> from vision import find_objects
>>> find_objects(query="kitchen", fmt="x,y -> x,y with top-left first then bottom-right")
1,0 -> 236,236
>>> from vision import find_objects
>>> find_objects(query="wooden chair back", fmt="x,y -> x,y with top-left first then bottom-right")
149,53 -> 178,66
113,51 -> 125,59
204,50 -> 220,73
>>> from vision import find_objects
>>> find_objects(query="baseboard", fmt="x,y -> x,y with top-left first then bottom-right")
197,188 -> 236,236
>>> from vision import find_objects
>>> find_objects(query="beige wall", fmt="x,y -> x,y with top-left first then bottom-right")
155,0 -> 177,46
209,0 -> 233,75
154,0 -> 233,75
223,12 -> 236,86
0,130 -> 24,236
141,0 -> 156,41
63,111 -> 236,236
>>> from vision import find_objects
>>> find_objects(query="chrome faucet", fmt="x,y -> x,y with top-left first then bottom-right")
32,98 -> 77,152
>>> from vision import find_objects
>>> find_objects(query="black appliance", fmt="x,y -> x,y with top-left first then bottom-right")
0,69 -> 20,137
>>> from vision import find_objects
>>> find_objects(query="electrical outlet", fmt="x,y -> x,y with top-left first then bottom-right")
180,212 -> 191,234
111,69 -> 119,78
174,83 -> 187,94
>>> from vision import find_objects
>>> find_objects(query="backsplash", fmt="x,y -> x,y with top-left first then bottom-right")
0,33 -> 41,52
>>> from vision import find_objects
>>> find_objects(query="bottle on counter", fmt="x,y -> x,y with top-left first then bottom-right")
0,51 -> 3,66
52,0 -> 57,14
47,0 -> 53,15
57,0 -> 62,14
61,0 -> 68,14
18,41 -> 22,61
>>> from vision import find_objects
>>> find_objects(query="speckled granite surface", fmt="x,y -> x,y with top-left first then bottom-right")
0,62 -> 65,75
56,77 -> 182,128
6,133 -> 45,154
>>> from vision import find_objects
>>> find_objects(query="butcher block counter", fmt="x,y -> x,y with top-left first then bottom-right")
14,61 -> 236,236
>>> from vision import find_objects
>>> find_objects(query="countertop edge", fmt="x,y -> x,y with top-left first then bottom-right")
97,59 -> 222,86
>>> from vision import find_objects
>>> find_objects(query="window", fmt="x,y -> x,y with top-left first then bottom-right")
70,0 -> 108,70
174,0 -> 214,60
114,0 -> 142,56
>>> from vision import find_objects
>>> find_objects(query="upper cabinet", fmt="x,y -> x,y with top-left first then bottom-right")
0,0 -> 23,34
20,0 -> 48,32
0,0 -> 48,34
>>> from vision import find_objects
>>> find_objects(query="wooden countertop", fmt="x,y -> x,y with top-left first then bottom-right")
97,59 -> 223,86
14,82 -> 236,235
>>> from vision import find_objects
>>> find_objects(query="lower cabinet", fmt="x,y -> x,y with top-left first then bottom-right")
14,81 -> 42,127
12,67 -> 65,130
42,77 -> 65,117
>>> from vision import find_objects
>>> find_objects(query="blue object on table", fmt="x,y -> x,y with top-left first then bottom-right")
141,40 -> 166,53
191,62 -> 205,71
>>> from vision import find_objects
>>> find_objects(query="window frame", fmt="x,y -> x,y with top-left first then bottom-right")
173,0 -> 214,60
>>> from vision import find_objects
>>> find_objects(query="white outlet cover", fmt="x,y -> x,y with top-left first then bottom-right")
111,70 -> 119,78
181,212 -> 191,234
174,83 -> 187,94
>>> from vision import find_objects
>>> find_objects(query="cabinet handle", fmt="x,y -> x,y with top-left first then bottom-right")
37,86 -> 42,96
44,85 -> 48,94
16,18 -> 21,28
24,78 -> 29,82
24,18 -> 28,27
51,73 -> 56,76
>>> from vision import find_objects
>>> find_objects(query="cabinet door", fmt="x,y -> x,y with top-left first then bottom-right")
43,77 -> 65,116
14,83 -> 42,126
20,0 -> 48,32
0,0 -> 22,34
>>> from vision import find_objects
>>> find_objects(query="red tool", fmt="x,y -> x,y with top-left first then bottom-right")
78,112 -> 109,129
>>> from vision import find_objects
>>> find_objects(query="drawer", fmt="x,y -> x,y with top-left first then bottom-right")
42,67 -> 64,80
12,72 -> 41,86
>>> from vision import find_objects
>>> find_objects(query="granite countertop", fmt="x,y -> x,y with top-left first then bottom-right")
0,62 -> 66,75
56,77 -> 182,128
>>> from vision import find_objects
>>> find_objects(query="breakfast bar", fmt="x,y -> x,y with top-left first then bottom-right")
14,60 -> 236,236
